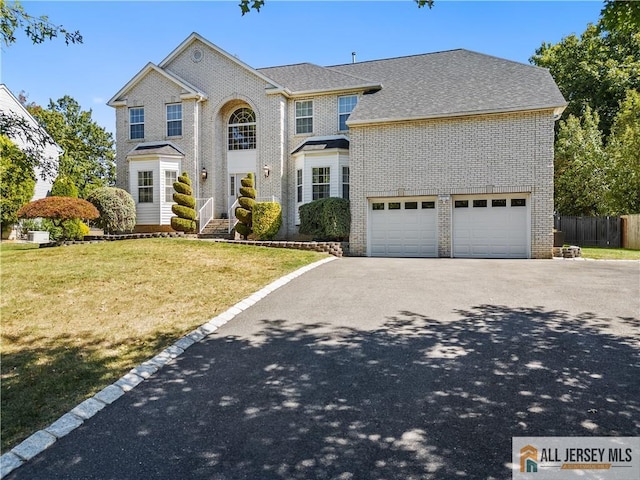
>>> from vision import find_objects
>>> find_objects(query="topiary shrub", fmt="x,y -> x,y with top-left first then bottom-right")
299,197 -> 350,241
235,172 -> 255,239
86,187 -> 136,234
51,175 -> 79,198
170,172 -> 196,233
253,202 -> 282,240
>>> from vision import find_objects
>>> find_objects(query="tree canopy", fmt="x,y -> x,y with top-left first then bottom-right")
0,0 -> 82,46
27,96 -> 115,197
238,0 -> 433,15
17,196 -> 99,222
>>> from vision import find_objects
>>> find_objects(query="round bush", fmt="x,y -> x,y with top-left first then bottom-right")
86,187 -> 136,234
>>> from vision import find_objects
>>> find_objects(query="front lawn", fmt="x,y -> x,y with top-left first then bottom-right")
580,247 -> 640,260
0,239 -> 326,452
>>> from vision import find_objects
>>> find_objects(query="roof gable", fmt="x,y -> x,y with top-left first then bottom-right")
107,62 -> 208,106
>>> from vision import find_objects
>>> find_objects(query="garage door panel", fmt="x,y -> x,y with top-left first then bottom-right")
453,195 -> 529,259
369,197 -> 437,258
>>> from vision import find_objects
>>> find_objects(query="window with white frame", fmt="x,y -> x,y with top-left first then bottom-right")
342,166 -> 350,200
296,169 -> 303,202
166,104 -> 182,137
165,170 -> 177,203
138,171 -> 153,203
129,107 -> 144,140
312,167 -> 330,200
295,100 -> 313,134
228,108 -> 256,150
338,95 -> 357,131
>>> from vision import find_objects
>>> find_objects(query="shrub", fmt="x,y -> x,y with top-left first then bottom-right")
253,202 -> 282,240
0,136 -> 36,238
86,187 -> 136,234
51,175 -> 79,198
170,172 -> 196,233
299,197 -> 350,241
234,172 -> 255,239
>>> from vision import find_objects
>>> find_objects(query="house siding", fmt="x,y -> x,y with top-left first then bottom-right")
348,110 -> 555,259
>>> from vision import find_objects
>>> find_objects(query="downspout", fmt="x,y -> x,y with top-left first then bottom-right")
193,94 -> 205,200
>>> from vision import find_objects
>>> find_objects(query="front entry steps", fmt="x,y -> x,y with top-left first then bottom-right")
198,219 -> 234,239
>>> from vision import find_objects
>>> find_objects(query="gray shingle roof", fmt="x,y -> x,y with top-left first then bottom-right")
327,49 -> 566,123
257,63 -> 380,94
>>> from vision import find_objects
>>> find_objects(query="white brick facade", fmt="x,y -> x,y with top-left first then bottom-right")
109,33 -> 563,258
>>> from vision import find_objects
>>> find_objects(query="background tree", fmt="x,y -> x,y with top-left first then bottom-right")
234,173 -> 256,239
238,0 -> 433,15
554,108 -> 608,216
0,135 -> 35,238
27,96 -> 115,197
170,172 -> 196,233
605,89 -> 640,214
1,0 -> 82,46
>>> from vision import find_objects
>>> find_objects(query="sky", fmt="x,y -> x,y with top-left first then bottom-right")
1,1 -> 605,137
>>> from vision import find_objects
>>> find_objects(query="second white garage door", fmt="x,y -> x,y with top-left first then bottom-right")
452,194 -> 529,258
369,197 -> 437,257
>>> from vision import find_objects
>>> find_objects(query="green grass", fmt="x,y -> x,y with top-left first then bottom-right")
579,247 -> 640,260
0,239 -> 326,452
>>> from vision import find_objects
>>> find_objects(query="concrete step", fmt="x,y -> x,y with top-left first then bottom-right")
198,219 -> 234,239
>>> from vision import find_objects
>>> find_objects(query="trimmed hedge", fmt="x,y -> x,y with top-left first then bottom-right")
253,202 -> 282,240
171,172 -> 196,233
299,197 -> 350,241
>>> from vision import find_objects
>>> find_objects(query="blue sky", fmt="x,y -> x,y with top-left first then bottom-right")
2,1 -> 604,136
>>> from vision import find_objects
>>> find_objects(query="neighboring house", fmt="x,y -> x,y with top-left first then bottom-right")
108,33 -> 566,258
0,84 -> 59,238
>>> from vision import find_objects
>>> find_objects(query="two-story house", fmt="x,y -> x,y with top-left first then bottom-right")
108,33 -> 566,258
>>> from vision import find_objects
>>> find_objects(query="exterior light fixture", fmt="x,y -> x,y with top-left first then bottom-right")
201,166 -> 208,181
263,164 -> 271,178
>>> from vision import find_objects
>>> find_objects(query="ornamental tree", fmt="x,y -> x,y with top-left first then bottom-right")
17,196 -> 98,241
170,172 -> 196,233
234,172 -> 256,239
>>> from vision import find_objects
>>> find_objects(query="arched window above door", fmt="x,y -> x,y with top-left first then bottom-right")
228,107 -> 256,150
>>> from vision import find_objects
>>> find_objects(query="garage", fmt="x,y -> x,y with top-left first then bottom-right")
369,197 -> 437,257
452,194 -> 529,258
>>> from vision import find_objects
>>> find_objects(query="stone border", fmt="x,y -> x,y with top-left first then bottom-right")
0,256 -> 337,479
211,239 -> 348,257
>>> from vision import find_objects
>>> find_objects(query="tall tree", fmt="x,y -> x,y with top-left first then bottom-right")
605,89 -> 640,214
600,0 -> 640,37
28,96 -> 115,197
0,0 -> 82,46
554,107 -> 608,216
531,22 -> 640,137
0,135 -> 35,237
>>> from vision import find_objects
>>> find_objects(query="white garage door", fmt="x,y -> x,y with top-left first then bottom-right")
369,197 -> 437,257
453,194 -> 529,258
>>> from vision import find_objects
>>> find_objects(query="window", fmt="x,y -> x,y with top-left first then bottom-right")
138,171 -> 153,203
230,175 -> 236,196
166,104 -> 182,137
473,199 -> 487,208
389,202 -> 401,210
228,108 -> 256,150
422,201 -> 435,209
342,166 -> 349,200
295,100 -> 313,134
296,169 -> 303,202
165,170 -> 177,203
405,202 -> 418,209
511,198 -> 527,207
492,199 -> 507,207
312,167 -> 330,200
338,95 -> 357,131
372,202 -> 385,210
129,107 -> 144,140
455,200 -> 469,208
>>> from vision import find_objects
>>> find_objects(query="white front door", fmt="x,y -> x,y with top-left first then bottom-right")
228,173 -> 256,213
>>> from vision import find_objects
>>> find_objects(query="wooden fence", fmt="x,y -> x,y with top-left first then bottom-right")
554,216 -> 622,248
621,214 -> 640,250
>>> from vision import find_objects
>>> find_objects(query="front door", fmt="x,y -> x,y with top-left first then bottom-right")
227,173 -> 256,216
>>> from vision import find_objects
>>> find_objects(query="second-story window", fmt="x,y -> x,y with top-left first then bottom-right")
129,107 -> 144,140
228,108 -> 256,150
338,95 -> 357,131
295,100 -> 313,134
166,104 -> 182,137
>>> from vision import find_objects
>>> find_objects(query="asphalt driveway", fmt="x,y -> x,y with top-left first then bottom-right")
6,258 -> 640,479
